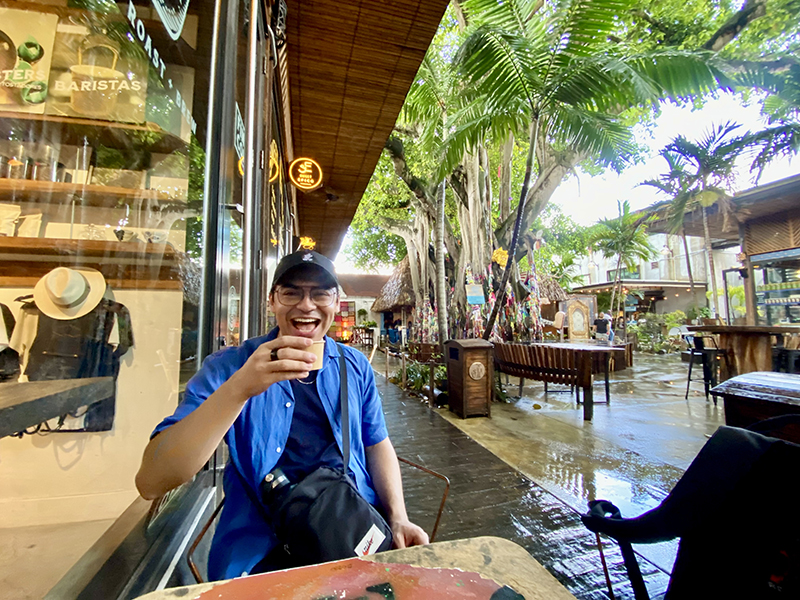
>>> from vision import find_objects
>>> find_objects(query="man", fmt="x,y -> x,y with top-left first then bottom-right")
593,311 -> 610,344
135,250 -> 427,580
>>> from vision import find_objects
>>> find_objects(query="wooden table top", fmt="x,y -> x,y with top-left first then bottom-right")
711,372 -> 800,405
530,342 -> 625,353
0,377 -> 114,439
134,536 -> 576,599
688,325 -> 800,334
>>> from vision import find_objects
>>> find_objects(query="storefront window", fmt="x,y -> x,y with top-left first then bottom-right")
0,0 -> 233,593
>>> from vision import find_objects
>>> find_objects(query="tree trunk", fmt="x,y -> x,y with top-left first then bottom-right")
682,227 -> 701,307
483,120 -> 539,340
701,206 -> 720,317
435,180 -> 449,346
609,254 -> 623,317
499,135 -> 514,223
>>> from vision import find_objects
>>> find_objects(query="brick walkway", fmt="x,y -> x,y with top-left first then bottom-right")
373,359 -> 670,600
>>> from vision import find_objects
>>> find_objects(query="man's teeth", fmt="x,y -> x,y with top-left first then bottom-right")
294,318 -> 317,323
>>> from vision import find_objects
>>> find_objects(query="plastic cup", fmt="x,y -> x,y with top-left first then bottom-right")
309,340 -> 325,371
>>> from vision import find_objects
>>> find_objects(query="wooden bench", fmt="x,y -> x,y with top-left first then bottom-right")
494,342 -> 595,420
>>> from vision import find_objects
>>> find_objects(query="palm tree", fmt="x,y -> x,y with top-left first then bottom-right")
448,0 -> 730,339
590,201 -> 656,322
641,151 -> 703,308
663,122 -> 745,316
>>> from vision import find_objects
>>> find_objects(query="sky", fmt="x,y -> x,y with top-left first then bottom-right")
550,92 -> 798,226
336,92 -> 797,273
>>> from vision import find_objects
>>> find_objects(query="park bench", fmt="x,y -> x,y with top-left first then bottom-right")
493,342 -> 595,420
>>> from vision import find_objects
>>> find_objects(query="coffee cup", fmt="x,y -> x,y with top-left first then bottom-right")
309,340 -> 325,371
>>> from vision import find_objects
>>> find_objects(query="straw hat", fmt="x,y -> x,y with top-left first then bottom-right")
34,267 -> 106,320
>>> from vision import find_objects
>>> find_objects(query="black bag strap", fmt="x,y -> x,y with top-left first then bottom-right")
338,344 -> 350,470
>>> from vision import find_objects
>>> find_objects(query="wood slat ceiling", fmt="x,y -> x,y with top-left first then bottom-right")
285,0 -> 449,257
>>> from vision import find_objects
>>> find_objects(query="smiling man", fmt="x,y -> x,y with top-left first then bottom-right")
135,250 -> 427,581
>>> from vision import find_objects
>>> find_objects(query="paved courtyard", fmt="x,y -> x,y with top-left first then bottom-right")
372,348 -> 725,598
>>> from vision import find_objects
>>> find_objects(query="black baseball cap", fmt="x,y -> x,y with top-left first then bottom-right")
270,250 -> 339,292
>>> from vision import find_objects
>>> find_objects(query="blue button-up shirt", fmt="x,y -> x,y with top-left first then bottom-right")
151,330 -> 388,580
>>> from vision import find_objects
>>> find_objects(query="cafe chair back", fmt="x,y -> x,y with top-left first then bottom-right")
582,416 -> 800,599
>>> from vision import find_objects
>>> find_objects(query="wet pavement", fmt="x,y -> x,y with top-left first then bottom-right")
370,348 -> 725,599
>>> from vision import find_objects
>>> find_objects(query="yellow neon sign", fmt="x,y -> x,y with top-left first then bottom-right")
299,236 -> 316,250
269,140 -> 280,183
288,157 -> 323,191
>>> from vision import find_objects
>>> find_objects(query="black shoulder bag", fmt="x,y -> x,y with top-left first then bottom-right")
247,346 -> 393,566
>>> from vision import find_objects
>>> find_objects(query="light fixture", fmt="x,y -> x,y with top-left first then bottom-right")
660,245 -> 672,256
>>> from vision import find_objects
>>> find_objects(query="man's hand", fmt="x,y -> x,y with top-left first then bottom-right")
228,336 -> 317,400
390,518 -> 429,549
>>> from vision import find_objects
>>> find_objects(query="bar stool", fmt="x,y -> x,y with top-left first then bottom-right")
685,336 -> 731,404
780,349 -> 800,373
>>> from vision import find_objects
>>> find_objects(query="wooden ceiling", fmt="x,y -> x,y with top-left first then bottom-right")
285,0 -> 449,257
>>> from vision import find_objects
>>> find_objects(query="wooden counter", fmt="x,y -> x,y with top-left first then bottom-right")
688,325 -> 800,376
0,377 -> 114,438
711,371 -> 800,443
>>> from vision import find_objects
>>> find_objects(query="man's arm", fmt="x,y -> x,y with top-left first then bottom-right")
365,438 -> 429,548
135,337 -> 316,500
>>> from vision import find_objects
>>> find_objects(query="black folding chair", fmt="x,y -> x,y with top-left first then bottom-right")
582,416 -> 800,599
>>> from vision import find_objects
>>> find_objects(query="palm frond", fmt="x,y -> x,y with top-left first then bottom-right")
737,123 -> 800,181
625,50 -> 733,102
460,0 -> 543,35
547,105 -> 635,169
456,25 -> 542,113
550,0 -> 637,62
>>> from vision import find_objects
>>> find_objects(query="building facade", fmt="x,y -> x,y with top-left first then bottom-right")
0,0 -> 448,595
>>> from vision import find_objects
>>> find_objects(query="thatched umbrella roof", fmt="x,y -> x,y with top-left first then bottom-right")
538,274 -> 569,304
371,256 -> 416,312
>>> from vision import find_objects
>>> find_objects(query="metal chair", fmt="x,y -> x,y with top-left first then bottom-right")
186,456 -> 450,584
685,336 -> 731,404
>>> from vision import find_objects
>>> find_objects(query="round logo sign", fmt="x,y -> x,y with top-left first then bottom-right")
468,361 -> 486,381
288,157 -> 323,191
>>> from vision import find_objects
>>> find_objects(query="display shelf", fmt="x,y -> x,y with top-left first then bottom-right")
0,112 -> 188,155
2,0 -> 196,68
0,179 -> 182,207
0,237 -> 184,289
756,286 -> 800,294
757,300 -> 800,307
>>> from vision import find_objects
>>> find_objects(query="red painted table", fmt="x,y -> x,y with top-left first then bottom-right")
134,536 -> 576,599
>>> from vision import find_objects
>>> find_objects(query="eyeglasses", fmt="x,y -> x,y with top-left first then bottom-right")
275,286 -> 337,307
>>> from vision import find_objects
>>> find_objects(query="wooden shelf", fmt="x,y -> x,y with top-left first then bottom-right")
0,377 -> 114,439
0,179 -> 183,207
0,236 -> 179,260
0,112 -> 188,155
0,237 -> 184,290
1,0 -> 196,68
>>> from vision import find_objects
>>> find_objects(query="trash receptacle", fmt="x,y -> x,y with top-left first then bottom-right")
445,339 -> 493,419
